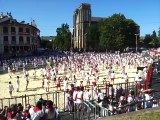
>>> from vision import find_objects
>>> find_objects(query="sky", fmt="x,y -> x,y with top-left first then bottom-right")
0,0 -> 160,36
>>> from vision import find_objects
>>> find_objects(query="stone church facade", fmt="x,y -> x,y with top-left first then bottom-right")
73,3 -> 104,50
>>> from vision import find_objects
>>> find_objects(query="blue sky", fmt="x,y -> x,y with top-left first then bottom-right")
0,0 -> 160,36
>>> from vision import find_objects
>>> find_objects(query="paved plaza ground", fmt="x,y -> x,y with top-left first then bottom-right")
0,64 -> 137,99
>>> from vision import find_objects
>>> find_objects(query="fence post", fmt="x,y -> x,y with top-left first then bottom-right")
22,96 -> 24,107
106,83 -> 108,97
25,94 -> 27,107
41,94 -> 43,99
15,97 -> 17,105
127,82 -> 129,97
55,92 -> 57,107
8,99 -> 10,107
46,94 -> 48,100
135,82 -> 138,96
125,83 -> 127,98
34,95 -> 36,103
1,99 -> 3,109
52,93 -> 54,103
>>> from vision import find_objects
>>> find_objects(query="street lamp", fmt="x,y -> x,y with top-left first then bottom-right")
135,34 -> 139,52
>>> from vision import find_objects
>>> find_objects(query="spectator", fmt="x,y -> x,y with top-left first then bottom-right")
23,104 -> 31,120
16,76 -> 20,92
98,89 -> 104,103
45,100 -> 58,120
108,84 -> 114,102
85,89 -> 91,101
127,90 -> 136,112
29,101 -> 44,120
7,104 -> 17,120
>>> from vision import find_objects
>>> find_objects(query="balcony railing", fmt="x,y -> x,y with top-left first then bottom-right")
19,41 -> 24,45
11,32 -> 16,34
19,32 -> 30,35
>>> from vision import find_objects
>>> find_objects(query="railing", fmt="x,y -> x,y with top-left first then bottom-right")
0,91 -> 65,111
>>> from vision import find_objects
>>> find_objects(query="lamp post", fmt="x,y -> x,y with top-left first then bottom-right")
135,34 -> 139,52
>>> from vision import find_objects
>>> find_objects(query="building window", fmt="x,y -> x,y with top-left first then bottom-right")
27,37 -> 30,44
26,28 -> 30,33
4,46 -> 9,53
19,27 -> 23,33
4,36 -> 8,42
3,27 -> 8,33
11,27 -> 16,33
19,36 -> 23,43
12,36 -> 16,44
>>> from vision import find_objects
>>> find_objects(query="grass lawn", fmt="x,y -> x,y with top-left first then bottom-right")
100,107 -> 160,120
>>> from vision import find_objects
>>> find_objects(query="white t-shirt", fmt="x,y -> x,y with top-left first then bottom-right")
73,91 -> 78,102
8,84 -> 14,91
76,91 -> 83,103
127,96 -> 134,103
29,107 -> 44,120
111,73 -> 115,78
98,92 -> 104,100
85,91 -> 91,101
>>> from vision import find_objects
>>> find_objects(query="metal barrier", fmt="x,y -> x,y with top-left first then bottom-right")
85,101 -> 96,119
0,91 -> 65,110
93,101 -> 109,117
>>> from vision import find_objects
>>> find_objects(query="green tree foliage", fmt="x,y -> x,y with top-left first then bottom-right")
99,13 -> 138,51
150,30 -> 159,48
143,34 -> 152,48
53,23 -> 71,50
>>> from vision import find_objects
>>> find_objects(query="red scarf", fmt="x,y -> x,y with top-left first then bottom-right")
33,106 -> 40,113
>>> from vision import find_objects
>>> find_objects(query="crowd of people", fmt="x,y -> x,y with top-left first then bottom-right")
0,50 -> 159,119
0,98 -> 59,120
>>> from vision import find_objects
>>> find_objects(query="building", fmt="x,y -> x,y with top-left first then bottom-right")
0,12 -> 40,56
73,3 -> 105,50
73,3 -> 140,51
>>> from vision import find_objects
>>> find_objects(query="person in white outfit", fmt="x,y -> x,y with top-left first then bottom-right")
16,76 -> 20,92
110,71 -> 115,84
65,89 -> 71,111
85,89 -> 91,101
63,77 -> 68,91
7,81 -> 14,97
44,77 -> 50,92
29,101 -> 44,120
25,74 -> 29,90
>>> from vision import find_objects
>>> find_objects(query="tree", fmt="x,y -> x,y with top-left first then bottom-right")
150,30 -> 159,48
53,23 -> 71,50
99,13 -> 138,51
143,34 -> 152,48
